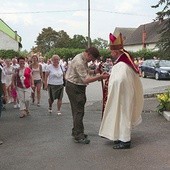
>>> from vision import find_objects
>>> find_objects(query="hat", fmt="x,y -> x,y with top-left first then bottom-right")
109,33 -> 123,50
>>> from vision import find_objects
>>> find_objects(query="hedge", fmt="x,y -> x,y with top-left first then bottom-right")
0,50 -> 20,59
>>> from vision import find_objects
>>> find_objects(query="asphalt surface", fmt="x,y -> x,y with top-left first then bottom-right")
0,87 -> 170,170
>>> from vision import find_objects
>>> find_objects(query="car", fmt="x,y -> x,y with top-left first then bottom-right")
140,59 -> 170,80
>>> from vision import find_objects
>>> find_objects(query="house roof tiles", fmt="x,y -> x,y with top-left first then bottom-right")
123,20 -> 166,45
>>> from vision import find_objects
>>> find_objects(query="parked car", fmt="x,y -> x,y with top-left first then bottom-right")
140,59 -> 170,80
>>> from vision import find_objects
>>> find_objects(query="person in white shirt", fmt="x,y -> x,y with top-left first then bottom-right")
44,55 -> 65,115
3,59 -> 13,103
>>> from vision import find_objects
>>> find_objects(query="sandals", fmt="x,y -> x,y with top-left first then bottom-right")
113,141 -> 131,149
20,112 -> 26,118
20,109 -> 29,118
25,109 -> 30,115
48,108 -> 52,113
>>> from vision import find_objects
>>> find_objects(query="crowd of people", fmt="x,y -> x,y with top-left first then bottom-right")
0,33 -> 144,149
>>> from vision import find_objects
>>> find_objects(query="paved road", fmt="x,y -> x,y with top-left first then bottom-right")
63,77 -> 170,103
0,96 -> 169,170
0,78 -> 170,170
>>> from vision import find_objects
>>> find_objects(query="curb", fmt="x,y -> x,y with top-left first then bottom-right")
144,92 -> 162,98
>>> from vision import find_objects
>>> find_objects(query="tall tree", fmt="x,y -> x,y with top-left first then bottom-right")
35,27 -> 59,55
92,38 -> 108,49
55,30 -> 71,48
70,35 -> 88,49
152,0 -> 170,58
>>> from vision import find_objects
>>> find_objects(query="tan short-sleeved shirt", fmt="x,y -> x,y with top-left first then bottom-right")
65,53 -> 89,85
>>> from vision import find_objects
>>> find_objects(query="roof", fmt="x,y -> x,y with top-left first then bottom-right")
113,27 -> 136,41
124,20 -> 166,45
0,19 -> 22,43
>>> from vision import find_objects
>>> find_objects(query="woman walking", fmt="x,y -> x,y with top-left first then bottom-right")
3,59 -> 13,103
44,55 -> 65,115
29,55 -> 43,106
12,57 -> 34,118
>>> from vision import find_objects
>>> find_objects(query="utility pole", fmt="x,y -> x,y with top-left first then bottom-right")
88,0 -> 91,48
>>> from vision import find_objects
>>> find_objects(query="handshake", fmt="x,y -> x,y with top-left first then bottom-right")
98,72 -> 110,81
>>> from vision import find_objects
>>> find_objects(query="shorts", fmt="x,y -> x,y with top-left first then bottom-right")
34,79 -> 42,86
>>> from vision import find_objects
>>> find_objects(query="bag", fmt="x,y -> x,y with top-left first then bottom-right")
60,65 -> 66,86
62,76 -> 66,86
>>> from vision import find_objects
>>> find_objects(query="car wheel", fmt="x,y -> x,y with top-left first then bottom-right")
155,72 -> 160,80
141,71 -> 146,78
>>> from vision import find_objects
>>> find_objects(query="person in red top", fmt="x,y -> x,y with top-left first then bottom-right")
12,57 -> 34,118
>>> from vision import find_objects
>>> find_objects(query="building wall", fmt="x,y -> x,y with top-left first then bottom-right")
124,43 -> 158,52
0,31 -> 19,51
124,44 -> 143,52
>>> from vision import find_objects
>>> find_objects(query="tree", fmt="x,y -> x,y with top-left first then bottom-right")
55,30 -> 71,48
19,50 -> 29,57
35,27 -> 59,55
92,38 -> 108,49
152,0 -> 170,58
70,35 -> 88,49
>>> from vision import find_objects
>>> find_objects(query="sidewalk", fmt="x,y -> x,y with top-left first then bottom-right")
0,91 -> 170,170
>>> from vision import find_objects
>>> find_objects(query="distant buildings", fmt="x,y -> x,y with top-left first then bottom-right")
113,19 -> 166,52
0,19 -> 22,51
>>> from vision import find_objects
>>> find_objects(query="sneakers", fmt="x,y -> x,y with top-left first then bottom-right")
48,109 -> 62,115
14,103 -> 20,109
57,111 -> 61,115
8,99 -> 12,104
74,138 -> 90,144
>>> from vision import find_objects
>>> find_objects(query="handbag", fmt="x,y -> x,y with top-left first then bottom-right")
60,65 -> 66,86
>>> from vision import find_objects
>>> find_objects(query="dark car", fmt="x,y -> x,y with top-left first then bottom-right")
140,59 -> 170,80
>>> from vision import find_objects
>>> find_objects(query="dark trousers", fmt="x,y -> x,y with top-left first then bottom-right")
66,81 -> 86,140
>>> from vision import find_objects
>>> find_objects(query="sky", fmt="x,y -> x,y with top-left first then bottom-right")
0,0 -> 161,51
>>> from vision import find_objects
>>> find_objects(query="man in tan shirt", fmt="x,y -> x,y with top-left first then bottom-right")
65,47 -> 109,144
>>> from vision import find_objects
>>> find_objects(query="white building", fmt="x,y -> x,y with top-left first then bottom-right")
0,19 -> 22,51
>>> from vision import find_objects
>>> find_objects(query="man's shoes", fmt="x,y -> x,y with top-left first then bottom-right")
113,140 -> 121,145
113,141 -> 131,149
74,138 -> 90,144
0,140 -> 3,145
72,133 -> 88,139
